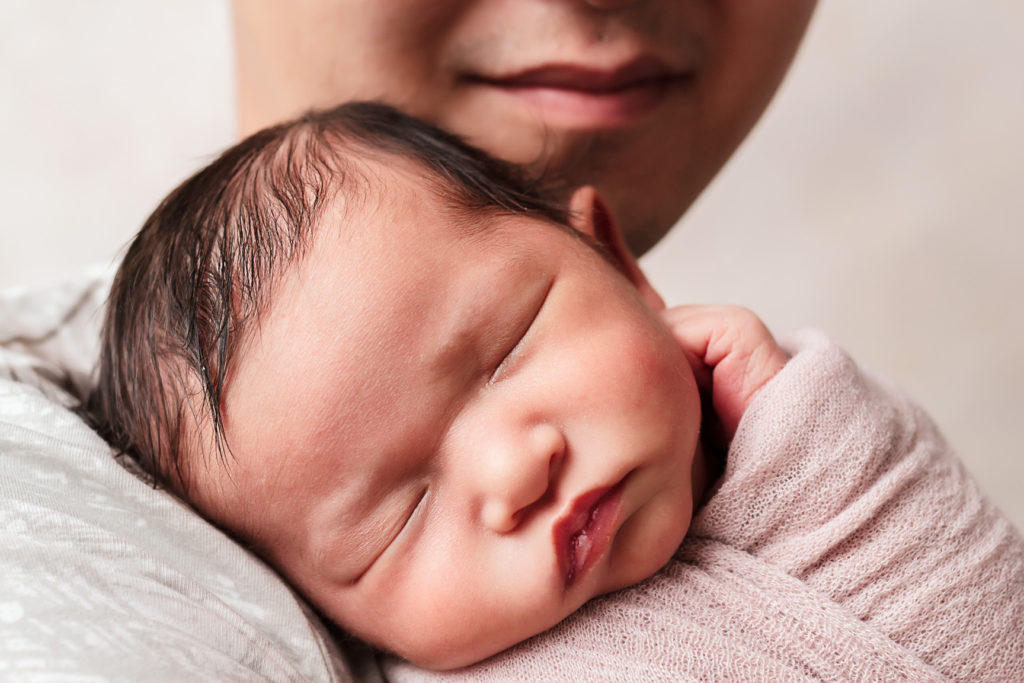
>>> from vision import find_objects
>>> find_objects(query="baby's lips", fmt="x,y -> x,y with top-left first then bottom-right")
552,479 -> 626,587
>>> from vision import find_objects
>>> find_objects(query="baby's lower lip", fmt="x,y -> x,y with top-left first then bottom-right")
555,480 -> 626,587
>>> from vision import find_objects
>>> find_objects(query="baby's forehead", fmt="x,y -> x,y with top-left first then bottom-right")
311,150 -> 572,263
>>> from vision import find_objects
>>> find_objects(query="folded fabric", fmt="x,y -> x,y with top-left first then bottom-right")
0,270 -> 357,682
383,331 -> 1024,682
0,264 -> 112,407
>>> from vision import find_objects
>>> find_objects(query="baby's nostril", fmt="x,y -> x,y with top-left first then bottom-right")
548,448 -> 565,486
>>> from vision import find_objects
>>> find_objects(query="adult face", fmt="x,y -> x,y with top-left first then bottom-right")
232,0 -> 817,254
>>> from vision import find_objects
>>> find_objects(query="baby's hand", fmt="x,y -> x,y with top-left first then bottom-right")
660,306 -> 788,444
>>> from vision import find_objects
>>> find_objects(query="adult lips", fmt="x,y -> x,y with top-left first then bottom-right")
476,56 -> 689,94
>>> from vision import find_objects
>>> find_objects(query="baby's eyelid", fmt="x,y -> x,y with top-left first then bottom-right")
490,278 -> 553,384
358,487 -> 429,583
395,486 -> 429,543
490,331 -> 528,385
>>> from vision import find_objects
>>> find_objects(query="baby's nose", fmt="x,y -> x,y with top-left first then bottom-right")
480,423 -> 565,534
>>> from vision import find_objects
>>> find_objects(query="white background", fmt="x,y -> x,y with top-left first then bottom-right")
2,2 -> 1022,529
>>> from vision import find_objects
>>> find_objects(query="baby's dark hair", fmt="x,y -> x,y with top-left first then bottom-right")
87,101 -> 568,491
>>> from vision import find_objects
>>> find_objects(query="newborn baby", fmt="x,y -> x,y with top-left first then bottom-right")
89,102 -> 786,669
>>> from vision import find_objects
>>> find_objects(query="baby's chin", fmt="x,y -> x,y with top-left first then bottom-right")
398,569 -> 682,670
379,564 -> 674,671
378,584 -> 607,670
385,624 -> 546,672
447,536 -> 689,668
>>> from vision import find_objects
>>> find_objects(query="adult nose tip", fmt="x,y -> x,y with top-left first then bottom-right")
480,425 -> 565,534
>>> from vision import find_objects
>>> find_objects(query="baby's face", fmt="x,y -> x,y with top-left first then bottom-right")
233,0 -> 817,253
193,166 -> 702,669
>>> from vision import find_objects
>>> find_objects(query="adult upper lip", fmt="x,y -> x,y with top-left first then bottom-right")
474,56 -> 691,93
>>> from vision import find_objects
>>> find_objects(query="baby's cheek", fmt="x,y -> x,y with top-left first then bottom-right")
372,529 -> 564,669
357,567 -> 482,668
606,483 -> 694,593
627,325 -> 699,421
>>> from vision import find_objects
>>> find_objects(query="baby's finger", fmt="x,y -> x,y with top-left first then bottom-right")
660,305 -> 788,438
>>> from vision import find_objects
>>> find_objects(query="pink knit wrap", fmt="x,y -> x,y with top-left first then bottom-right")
383,330 -> 1024,681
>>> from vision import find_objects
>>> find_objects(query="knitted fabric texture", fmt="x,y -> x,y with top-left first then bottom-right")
383,330 -> 1024,682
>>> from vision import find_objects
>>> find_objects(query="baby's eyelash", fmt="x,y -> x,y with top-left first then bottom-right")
490,278 -> 553,384
354,487 -> 430,584
397,487 -> 429,538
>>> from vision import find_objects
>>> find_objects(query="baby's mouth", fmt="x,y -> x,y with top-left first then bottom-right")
553,478 -> 627,587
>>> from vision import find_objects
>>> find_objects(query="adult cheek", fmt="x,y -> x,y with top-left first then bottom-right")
704,1 -> 817,151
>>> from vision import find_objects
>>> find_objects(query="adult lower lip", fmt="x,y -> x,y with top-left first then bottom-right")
554,480 -> 626,587
478,77 -> 687,130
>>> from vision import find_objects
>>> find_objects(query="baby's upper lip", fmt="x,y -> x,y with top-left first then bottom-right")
473,55 -> 691,93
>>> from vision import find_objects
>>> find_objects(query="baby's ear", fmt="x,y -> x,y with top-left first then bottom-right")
568,186 -> 665,311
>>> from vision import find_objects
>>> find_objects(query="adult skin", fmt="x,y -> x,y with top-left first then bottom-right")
232,0 -> 817,254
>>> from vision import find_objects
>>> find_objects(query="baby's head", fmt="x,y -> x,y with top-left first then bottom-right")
92,102 -> 704,669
